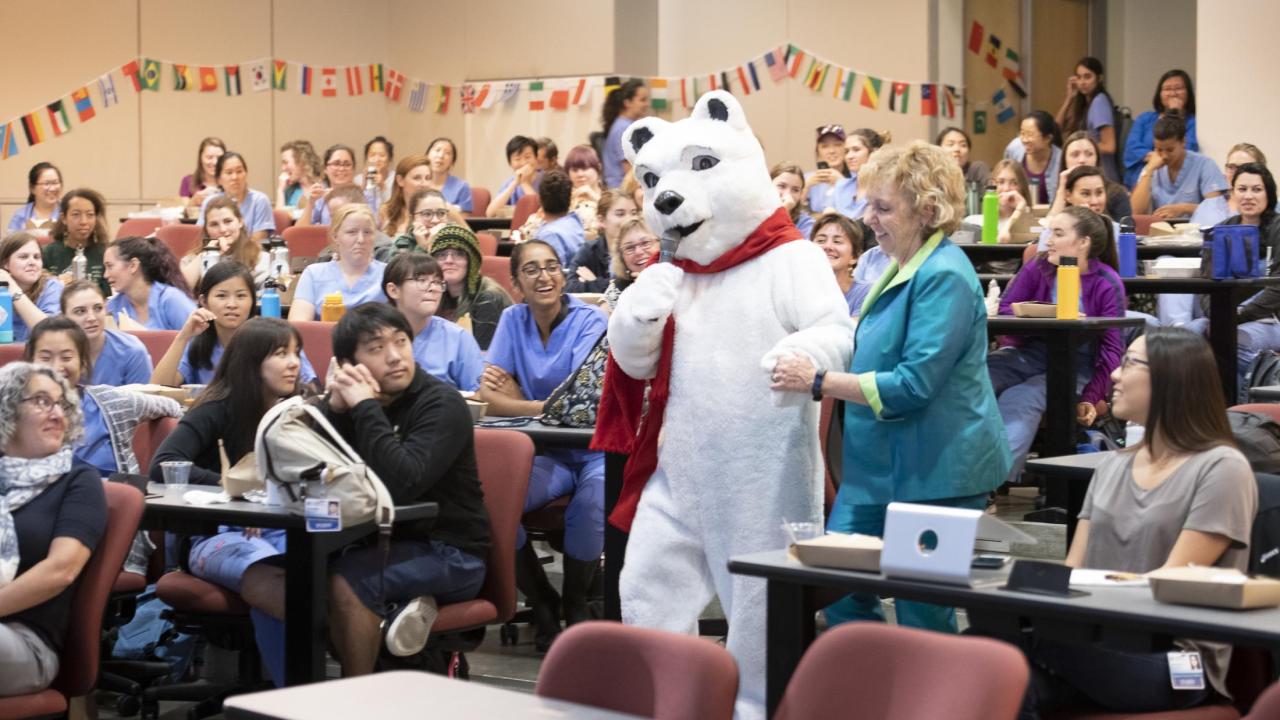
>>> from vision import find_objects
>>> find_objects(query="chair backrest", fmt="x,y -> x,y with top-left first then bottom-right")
1133,214 -> 1158,236
124,329 -> 179,368
773,623 -> 1028,720
468,187 -> 491,218
290,320 -> 336,385
1231,403 -> 1280,425
282,226 -> 330,259
1245,678 -> 1280,719
511,194 -> 542,231
131,416 -> 180,476
536,621 -> 739,720
1022,242 -> 1039,266
481,256 -> 517,300
473,429 -> 533,623
273,208 -> 295,233
0,343 -> 24,369
116,217 -> 163,240
155,223 -> 203,259
477,232 -> 499,257
53,482 -> 145,698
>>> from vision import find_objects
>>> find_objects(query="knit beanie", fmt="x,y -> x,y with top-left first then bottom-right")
429,223 -> 482,297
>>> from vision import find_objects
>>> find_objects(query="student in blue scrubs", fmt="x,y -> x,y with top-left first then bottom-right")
831,129 -> 889,221
25,317 -> 180,476
1132,112 -> 1226,220
600,80 -> 648,189
480,240 -> 608,651
103,236 -> 196,331
486,136 -> 540,217
363,136 -> 395,206
383,253 -> 482,391
60,281 -> 153,386
289,204 -> 388,321
7,162 -> 62,232
425,137 -> 474,214
533,171 -> 586,266
805,125 -> 849,214
153,262 -> 317,388
196,152 -> 276,243
811,213 -> 865,316
772,162 -> 815,240
0,232 -> 62,342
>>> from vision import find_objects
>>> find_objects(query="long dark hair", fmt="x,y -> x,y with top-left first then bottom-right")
1139,326 -> 1235,457
26,162 -> 61,204
1063,57 -> 1115,138
187,262 -> 256,374
601,79 -> 646,134
1153,69 -> 1196,116
196,317 -> 303,453
52,188 -> 110,249
110,236 -> 193,296
1232,162 -> 1278,230
24,316 -> 92,383
1059,205 -> 1118,272
191,137 -> 226,189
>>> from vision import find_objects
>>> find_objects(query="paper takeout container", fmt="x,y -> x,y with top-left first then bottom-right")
791,532 -> 883,573
1012,301 -> 1058,318
1147,566 -> 1280,610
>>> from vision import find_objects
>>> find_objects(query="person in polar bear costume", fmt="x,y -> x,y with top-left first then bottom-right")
592,90 -> 855,719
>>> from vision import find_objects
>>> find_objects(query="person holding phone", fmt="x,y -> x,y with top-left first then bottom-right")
805,125 -> 848,214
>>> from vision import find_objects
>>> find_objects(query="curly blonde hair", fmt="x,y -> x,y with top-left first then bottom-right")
857,141 -> 965,235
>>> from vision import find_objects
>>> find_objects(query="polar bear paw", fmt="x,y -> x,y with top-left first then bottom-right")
621,262 -> 685,324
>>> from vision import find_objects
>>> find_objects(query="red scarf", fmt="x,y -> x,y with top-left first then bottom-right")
592,206 -> 801,531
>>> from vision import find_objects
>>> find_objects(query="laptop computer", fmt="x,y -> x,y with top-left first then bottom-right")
880,502 -> 1036,586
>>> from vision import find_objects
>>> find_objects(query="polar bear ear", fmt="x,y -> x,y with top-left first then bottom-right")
691,90 -> 748,131
621,117 -> 669,165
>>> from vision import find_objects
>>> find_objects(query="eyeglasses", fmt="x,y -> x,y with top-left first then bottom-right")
1226,164 -> 1242,175
621,239 -> 657,256
1120,354 -> 1149,371
519,261 -> 562,279
21,393 -> 73,416
414,209 -> 449,221
434,248 -> 467,261
35,181 -> 62,188
327,161 -> 355,169
407,276 -> 445,291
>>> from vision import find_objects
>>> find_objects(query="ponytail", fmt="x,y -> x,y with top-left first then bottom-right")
111,236 -> 193,297
1061,205 -> 1118,271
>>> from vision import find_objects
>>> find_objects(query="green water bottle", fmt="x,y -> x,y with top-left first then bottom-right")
981,188 -> 999,244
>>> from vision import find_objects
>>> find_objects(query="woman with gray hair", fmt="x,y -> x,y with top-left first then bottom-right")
0,362 -> 106,695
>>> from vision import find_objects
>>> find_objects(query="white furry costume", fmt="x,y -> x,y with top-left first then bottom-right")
605,92 -> 854,719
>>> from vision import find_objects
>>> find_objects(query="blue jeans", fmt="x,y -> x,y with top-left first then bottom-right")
520,448 -> 605,561
1184,316 -> 1280,402
988,343 -> 1092,467
824,493 -> 990,632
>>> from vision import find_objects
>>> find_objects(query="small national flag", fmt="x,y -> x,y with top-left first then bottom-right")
974,109 -> 987,134
920,83 -> 938,116
248,60 -> 270,92
369,64 -> 384,94
498,81 -> 520,104
985,34 -> 1002,68
813,65 -> 831,93
141,59 -> 162,91
224,65 -> 242,96
787,45 -> 805,78
680,77 -> 690,109
746,62 -> 761,92
173,64 -> 193,91
320,67 -> 338,97
549,83 -> 570,110
942,85 -> 958,118
408,81 -> 427,112
199,66 -> 218,92
122,60 -> 142,92
604,76 -> 621,96
273,60 -> 288,91
764,47 -> 787,83
649,78 -> 669,110
435,85 -> 451,113
528,80 -> 546,111
720,71 -> 732,95
98,73 -> 118,107
968,21 -> 985,54
22,113 -> 45,146
345,66 -> 363,96
475,83 -> 494,109
889,82 -> 909,114
72,87 -> 95,122
460,84 -> 477,113
1003,48 -> 1027,98
569,78 -> 588,106
802,59 -> 819,88
299,66 -> 314,95
46,101 -> 71,136
385,70 -> 405,101
992,87 -> 1016,123
839,70 -> 856,101
1,122 -> 17,159
860,76 -> 882,109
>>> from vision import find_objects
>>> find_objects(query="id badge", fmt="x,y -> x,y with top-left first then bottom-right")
304,498 -> 342,532
1168,651 -> 1205,691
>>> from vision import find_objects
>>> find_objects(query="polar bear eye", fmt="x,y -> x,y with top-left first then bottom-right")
643,172 -> 659,189
692,155 -> 719,171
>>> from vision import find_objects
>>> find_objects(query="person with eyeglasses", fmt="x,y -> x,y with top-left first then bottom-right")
196,152 -> 276,243
428,225 -> 511,351
296,145 -> 381,228
1188,143 -> 1268,229
602,218 -> 656,310
289,205 -> 387,321
8,162 -> 63,233
567,189 -> 640,295
480,239 -> 608,651
380,155 -> 434,237
389,189 -> 462,258
383,253 -> 482,391
0,361 -> 106,697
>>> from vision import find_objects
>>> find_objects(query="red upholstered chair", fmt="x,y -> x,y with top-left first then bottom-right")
1246,681 -> 1280,719
1023,241 -> 1040,265
0,483 -> 144,720
477,231 -> 499,257
124,329 -> 179,369
773,623 -> 1028,720
290,321 -> 335,385
481,256 -> 517,300
1133,214 -> 1158,236
282,226 -> 329,260
511,194 -> 542,232
1230,403 -> 1280,425
0,343 -> 24,368
536,621 -> 739,720
116,217 -> 163,240
468,187 -> 491,218
272,209 -> 294,233
155,223 -> 203,259
131,416 -> 180,476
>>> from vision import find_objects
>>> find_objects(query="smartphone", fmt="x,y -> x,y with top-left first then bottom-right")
971,554 -> 1010,570
816,161 -> 830,170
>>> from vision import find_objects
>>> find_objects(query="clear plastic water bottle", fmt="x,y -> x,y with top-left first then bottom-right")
200,242 -> 220,274
0,282 -> 13,343
72,247 -> 88,281
270,237 -> 289,278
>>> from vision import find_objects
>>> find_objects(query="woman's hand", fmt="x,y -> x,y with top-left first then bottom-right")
770,353 -> 817,394
180,308 -> 216,340
411,221 -> 431,249
998,191 -> 1026,215
307,182 -> 327,201
1065,75 -> 1079,97
1143,152 -> 1165,173
0,268 -> 13,287
277,172 -> 290,190
576,266 -> 598,283
481,365 -> 523,399
1076,401 -> 1098,427
242,528 -> 263,539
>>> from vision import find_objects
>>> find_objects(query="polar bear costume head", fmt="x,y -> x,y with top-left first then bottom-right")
622,91 -> 782,267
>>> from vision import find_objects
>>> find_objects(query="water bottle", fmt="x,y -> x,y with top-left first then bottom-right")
200,242 -> 220,274
72,247 -> 88,281
260,280 -> 281,318
270,237 -> 289,278
1117,216 -> 1137,278
1055,256 -> 1080,320
0,282 -> 13,343
365,166 -> 378,192
320,292 -> 345,322
981,188 -> 999,244
984,279 -> 1001,317
1028,177 -> 1042,205
965,182 -> 980,216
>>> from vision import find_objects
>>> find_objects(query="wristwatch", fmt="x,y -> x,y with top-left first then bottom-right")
811,368 -> 827,402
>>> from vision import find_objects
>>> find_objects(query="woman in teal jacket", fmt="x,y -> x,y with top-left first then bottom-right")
771,142 -> 1012,632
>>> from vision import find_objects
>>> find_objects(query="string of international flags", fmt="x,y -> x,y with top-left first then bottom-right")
0,45 -> 966,161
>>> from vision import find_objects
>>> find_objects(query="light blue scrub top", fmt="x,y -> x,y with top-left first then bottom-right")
105,282 -> 197,331
412,316 -> 483,391
293,260 -> 388,319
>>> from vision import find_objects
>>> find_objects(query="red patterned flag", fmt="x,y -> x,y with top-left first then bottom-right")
72,87 -> 95,122
385,69 -> 405,101
764,47 -> 787,83
122,60 -> 142,92
549,83 -> 569,110
460,84 -> 477,113
346,66 -> 363,96
920,83 -> 937,116
320,67 -> 338,97
787,45 -> 805,78
199,66 -> 218,92
969,21 -> 984,53
569,78 -> 588,106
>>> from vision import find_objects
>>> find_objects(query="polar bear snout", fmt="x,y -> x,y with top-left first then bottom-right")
654,190 -> 685,216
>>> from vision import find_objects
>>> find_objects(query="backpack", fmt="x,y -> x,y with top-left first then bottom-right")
1226,410 -> 1280,474
540,333 -> 608,428
111,588 -> 198,683
1251,473 -> 1280,578
255,396 -> 395,530
1243,351 -> 1280,402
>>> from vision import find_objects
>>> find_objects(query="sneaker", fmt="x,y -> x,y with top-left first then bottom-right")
384,596 -> 439,657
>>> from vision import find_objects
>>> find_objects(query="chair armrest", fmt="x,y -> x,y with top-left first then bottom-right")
393,502 -> 439,524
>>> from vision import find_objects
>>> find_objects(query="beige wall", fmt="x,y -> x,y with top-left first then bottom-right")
1105,0 -> 1196,117
1197,0 -> 1276,163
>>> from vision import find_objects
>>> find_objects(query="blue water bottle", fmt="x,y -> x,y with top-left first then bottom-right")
260,280 -> 281,319
0,282 -> 12,344
1117,216 -> 1137,278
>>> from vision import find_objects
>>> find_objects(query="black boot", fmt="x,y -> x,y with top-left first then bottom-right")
561,556 -> 599,627
514,543 -> 561,652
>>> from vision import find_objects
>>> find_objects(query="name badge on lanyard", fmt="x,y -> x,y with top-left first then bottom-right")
1168,651 -> 1205,691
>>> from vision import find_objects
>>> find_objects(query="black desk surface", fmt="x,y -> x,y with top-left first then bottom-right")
987,316 -> 1145,331
1025,451 -> 1111,479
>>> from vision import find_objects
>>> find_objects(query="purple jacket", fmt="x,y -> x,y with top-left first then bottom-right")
998,256 -> 1127,405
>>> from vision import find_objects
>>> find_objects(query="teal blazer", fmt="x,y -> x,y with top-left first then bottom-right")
837,231 -> 1011,510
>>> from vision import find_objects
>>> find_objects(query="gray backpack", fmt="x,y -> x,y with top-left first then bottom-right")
1227,410 -> 1280,475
